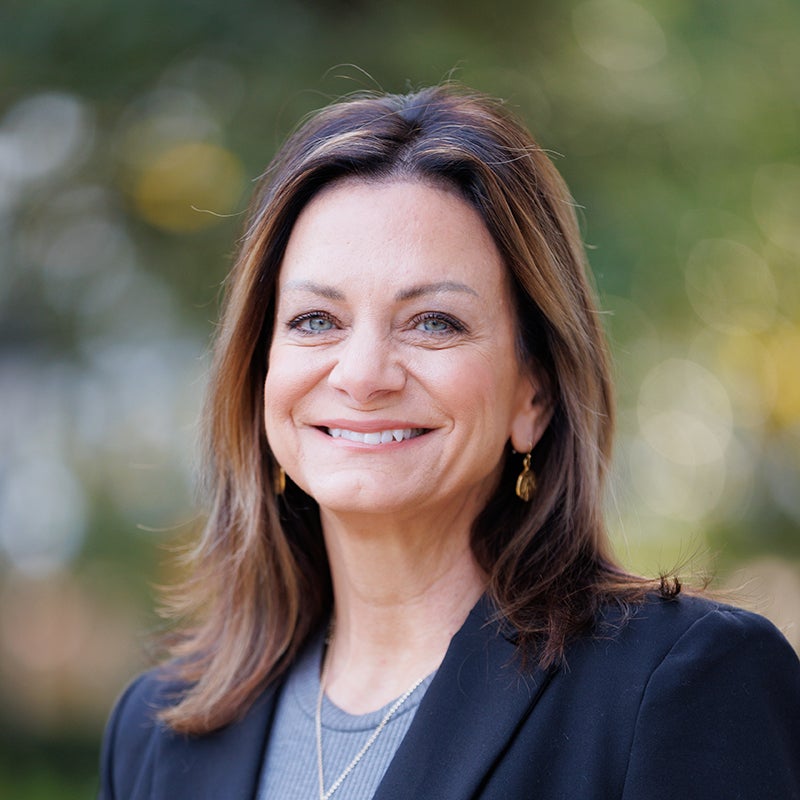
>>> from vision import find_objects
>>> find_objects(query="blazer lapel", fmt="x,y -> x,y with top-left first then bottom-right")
151,682 -> 279,800
374,597 -> 553,800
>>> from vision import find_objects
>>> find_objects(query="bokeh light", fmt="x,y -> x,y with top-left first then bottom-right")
132,141 -> 245,232
752,163 -> 800,254
572,0 -> 667,72
684,239 -> 778,335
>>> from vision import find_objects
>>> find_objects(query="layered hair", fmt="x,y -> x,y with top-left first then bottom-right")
161,84 -> 668,734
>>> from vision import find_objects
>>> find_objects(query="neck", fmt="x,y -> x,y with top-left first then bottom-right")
319,509 -> 486,714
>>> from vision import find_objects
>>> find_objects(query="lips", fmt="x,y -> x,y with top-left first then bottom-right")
324,427 -> 427,444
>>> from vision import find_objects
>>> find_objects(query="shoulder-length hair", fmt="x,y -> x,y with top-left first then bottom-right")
160,84 -> 669,734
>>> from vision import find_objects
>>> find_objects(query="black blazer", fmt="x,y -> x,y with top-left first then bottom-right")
99,595 -> 800,799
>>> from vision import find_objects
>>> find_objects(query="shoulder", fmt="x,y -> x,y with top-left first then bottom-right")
601,595 -> 800,797
525,594 -> 800,798
544,590 -> 800,701
552,592 -> 800,744
592,592 -> 796,658
433,593 -> 798,797
656,592 -> 793,658
622,591 -> 800,702
99,667 -> 190,798
99,665 -> 282,800
106,666 -> 189,735
575,592 -> 800,693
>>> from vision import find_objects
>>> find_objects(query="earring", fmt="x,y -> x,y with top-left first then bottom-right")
274,465 -> 286,496
515,452 -> 536,501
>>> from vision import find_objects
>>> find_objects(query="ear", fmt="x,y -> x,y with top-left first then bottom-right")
509,371 -> 553,454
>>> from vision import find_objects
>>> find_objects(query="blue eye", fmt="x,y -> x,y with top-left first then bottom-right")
306,316 -> 333,331
414,313 -> 464,334
289,313 -> 336,333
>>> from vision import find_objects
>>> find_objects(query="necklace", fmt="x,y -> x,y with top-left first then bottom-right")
315,652 -> 425,800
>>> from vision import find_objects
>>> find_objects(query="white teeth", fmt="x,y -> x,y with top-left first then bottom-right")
325,427 -> 421,443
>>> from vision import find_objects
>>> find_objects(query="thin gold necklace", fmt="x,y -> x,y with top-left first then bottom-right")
315,652 -> 425,800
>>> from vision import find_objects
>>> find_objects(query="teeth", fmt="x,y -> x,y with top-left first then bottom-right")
325,427 -> 422,444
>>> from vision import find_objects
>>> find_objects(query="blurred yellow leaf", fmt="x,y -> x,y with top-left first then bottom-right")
133,141 -> 244,232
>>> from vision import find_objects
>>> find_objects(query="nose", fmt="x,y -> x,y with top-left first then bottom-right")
327,326 -> 406,404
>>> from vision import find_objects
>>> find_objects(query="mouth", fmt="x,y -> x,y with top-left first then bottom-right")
322,427 -> 428,444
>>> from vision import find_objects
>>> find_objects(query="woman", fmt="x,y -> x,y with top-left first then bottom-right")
99,85 -> 800,799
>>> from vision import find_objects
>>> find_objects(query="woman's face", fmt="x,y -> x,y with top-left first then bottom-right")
265,179 -> 547,523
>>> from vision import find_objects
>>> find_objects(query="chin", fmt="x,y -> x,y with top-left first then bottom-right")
303,476 -> 429,518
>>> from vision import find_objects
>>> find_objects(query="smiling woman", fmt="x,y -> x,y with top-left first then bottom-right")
98,85 -> 800,800
265,180 -> 543,524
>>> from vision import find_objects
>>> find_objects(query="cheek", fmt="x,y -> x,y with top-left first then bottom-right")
264,351 -> 317,408
262,365 -> 297,442
434,358 -> 509,429
445,350 -> 513,401
262,378 -> 279,446
456,358 -> 528,438
263,353 -> 329,456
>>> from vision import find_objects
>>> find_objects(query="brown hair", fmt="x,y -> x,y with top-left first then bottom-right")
160,84 -> 670,734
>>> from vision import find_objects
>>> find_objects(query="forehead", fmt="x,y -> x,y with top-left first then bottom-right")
278,178 -> 509,297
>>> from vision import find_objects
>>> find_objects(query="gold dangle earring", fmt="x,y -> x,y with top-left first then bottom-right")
515,452 -> 536,502
274,465 -> 286,496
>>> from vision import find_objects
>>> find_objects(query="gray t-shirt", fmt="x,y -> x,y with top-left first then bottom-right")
258,629 -> 435,799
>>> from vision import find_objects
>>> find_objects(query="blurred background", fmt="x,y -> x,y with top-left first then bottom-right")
1,0 -> 798,796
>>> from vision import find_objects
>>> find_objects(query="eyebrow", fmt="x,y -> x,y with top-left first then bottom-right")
395,281 -> 478,301
281,279 -> 478,301
281,280 -> 345,300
